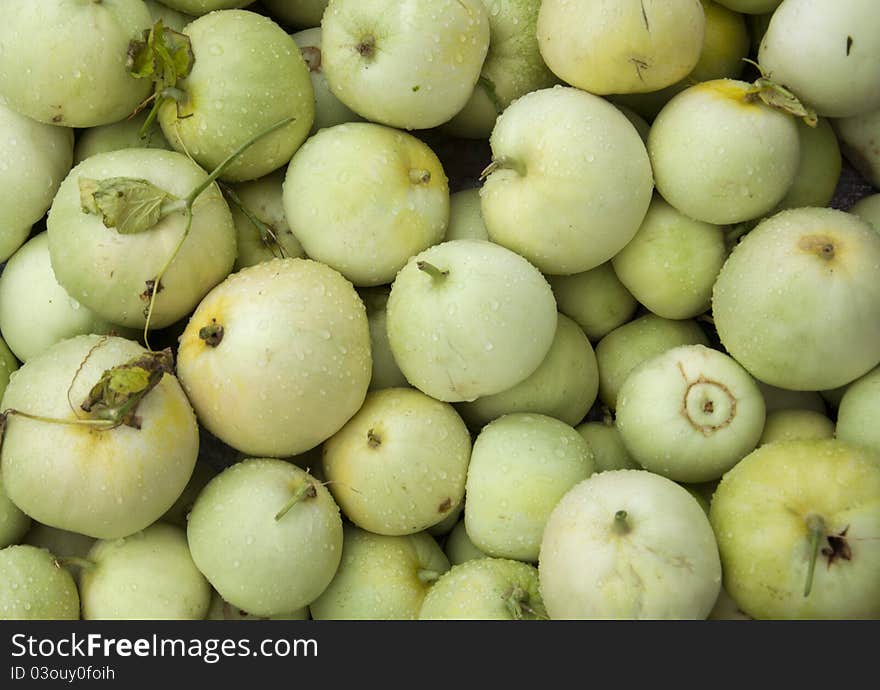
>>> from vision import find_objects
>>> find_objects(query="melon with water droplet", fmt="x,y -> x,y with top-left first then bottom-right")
187,459 -> 343,616
712,208 -> 880,390
177,258 -> 371,457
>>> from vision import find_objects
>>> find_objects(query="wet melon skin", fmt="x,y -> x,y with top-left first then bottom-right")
322,387 -> 471,537
187,459 -> 344,617
712,207 -> 880,391
464,413 -> 595,562
419,558 -> 546,620
0,545 -> 81,620
309,526 -> 451,620
46,148 -> 236,331
158,1 -> 255,14
176,258 -> 372,458
758,0 -> 880,119
538,470 -> 722,619
320,0 -> 490,131
480,86 -> 654,276
0,233 -> 140,363
386,239 -> 558,403
0,468 -> 30,549
0,0 -> 153,128
0,335 -> 199,541
0,103 -> 73,263
647,79 -> 800,225
79,523 -> 211,620
282,122 -> 449,287
537,0 -> 705,95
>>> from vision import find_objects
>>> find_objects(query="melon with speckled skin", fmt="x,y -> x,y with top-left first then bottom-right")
712,207 -> 880,391
615,344 -> 766,483
80,523 -> 211,620
158,10 -> 314,183
595,314 -> 709,410
758,0 -> 880,118
227,170 -> 305,271
444,188 -> 489,242
710,439 -> 880,619
464,413 -> 595,562
160,462 -> 217,529
321,0 -> 490,131
0,545 -> 80,620
610,0 -> 750,122
0,234 -> 138,363
309,526 -> 451,620
386,239 -> 557,403
456,314 -> 598,429
144,0 -> 194,31
445,520 -> 488,565
481,86 -> 653,275
759,409 -> 834,446
548,264 -> 637,342
537,0 -> 705,95
0,104 -> 73,263
575,421 -> 639,473
612,195 -> 727,320
47,148 -> 236,330
291,27 -> 362,134
322,388 -> 471,536
444,0 -> 558,139
283,122 -> 449,287
539,470 -> 722,619
154,0 -> 255,17
0,335 -> 199,540
836,366 -> 880,454
776,118 -> 841,211
23,525 -> 95,578
360,287 -> 408,392
177,258 -> 372,458
73,110 -> 170,166
187,459 -> 343,617
419,558 -> 545,620
648,79 -> 800,225
0,0 -> 153,127
206,590 -> 309,620
756,381 -> 826,414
